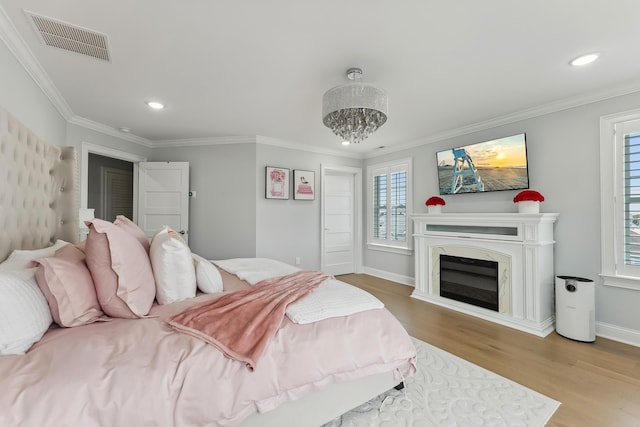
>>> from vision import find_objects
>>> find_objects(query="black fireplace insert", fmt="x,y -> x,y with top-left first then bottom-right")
439,254 -> 499,311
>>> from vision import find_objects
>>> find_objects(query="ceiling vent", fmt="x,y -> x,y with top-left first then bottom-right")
25,10 -> 111,62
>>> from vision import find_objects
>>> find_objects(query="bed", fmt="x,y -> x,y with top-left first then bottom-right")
0,106 -> 416,427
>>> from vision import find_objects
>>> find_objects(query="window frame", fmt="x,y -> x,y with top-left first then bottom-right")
366,157 -> 413,255
600,109 -> 640,290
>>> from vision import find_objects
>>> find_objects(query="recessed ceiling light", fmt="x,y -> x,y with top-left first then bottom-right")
146,101 -> 165,110
570,53 -> 600,67
341,141 -> 350,146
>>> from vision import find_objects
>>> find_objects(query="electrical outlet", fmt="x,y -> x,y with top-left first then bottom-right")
295,257 -> 301,265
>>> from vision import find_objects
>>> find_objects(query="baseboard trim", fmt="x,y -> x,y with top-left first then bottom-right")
596,321 -> 640,347
362,267 -> 414,287
361,267 -> 640,348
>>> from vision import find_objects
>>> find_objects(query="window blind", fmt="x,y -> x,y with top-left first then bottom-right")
390,171 -> 406,242
373,174 -> 387,239
624,132 -> 640,265
367,157 -> 412,252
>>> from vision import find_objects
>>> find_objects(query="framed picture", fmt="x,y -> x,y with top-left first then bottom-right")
265,166 -> 290,199
293,169 -> 315,200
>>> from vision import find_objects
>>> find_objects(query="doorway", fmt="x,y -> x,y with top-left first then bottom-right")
81,142 -> 146,220
320,165 -> 363,275
88,153 -> 134,221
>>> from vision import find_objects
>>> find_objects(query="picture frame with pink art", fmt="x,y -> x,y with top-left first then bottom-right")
293,170 -> 315,200
265,166 -> 290,199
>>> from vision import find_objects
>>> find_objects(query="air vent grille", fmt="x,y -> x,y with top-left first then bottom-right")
26,11 -> 111,62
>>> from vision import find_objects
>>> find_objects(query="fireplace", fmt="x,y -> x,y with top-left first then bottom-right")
431,245 -> 511,314
440,254 -> 499,311
411,212 -> 559,337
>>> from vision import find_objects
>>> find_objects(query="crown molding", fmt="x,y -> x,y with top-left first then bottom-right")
4,3 -> 640,160
151,135 -> 257,148
0,6 -> 74,121
151,135 -> 366,160
68,115 -> 153,148
365,80 -> 640,159
256,135 -> 364,159
147,135 -> 366,162
1,7 -> 152,149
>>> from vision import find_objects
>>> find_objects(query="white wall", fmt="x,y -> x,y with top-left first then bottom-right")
0,39 -> 66,145
65,123 -> 151,160
151,143 -> 257,260
366,90 -> 640,338
152,142 -> 362,270
255,143 -> 362,270
1,38 -> 148,216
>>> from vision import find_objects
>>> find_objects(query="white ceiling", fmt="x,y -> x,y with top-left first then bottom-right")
2,0 -> 640,156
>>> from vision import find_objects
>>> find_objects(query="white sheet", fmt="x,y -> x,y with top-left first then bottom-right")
214,258 -> 300,285
214,258 -> 384,323
286,278 -> 384,324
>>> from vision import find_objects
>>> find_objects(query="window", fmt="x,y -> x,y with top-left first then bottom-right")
623,125 -> 640,268
367,158 -> 412,254
600,110 -> 640,289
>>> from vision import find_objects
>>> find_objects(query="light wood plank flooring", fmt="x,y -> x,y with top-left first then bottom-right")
337,274 -> 640,427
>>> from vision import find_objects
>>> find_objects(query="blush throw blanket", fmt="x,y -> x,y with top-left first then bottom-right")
168,270 -> 331,370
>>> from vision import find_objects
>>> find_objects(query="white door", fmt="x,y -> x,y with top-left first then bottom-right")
138,162 -> 190,243
322,166 -> 362,275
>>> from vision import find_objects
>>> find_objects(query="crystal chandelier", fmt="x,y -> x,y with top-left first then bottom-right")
322,68 -> 388,144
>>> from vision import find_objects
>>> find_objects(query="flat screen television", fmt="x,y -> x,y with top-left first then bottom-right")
436,133 -> 529,195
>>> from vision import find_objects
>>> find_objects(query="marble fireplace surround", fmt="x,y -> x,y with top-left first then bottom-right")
411,213 -> 559,337
431,245 -> 511,315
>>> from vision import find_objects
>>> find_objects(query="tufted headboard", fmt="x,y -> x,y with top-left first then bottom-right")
0,106 -> 78,262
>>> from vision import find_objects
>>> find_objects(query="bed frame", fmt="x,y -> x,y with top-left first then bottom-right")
0,105 -> 398,426
0,106 -> 77,261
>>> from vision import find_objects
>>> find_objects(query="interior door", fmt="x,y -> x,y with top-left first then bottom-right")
101,166 -> 133,222
138,162 -> 190,243
323,172 -> 355,275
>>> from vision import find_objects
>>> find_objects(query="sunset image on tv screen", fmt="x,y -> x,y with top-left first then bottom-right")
436,133 -> 529,195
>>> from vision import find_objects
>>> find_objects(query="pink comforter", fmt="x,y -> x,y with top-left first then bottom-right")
169,270 -> 331,370
0,281 -> 416,427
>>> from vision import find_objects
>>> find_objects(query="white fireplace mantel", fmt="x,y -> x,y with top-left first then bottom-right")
411,212 -> 559,337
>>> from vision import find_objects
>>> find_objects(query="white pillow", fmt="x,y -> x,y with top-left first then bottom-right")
150,227 -> 196,304
192,253 -> 223,294
0,240 -> 70,272
0,270 -> 53,355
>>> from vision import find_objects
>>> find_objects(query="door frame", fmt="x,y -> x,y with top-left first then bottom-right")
81,142 -> 147,221
320,164 -> 363,274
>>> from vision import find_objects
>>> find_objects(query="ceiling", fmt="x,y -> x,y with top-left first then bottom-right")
2,1 -> 640,156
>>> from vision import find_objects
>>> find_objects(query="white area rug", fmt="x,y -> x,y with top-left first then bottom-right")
323,337 -> 560,427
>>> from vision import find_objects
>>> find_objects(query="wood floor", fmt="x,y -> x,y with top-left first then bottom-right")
337,274 -> 640,427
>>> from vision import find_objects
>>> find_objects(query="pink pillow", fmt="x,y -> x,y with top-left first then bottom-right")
85,219 -> 155,318
34,245 -> 104,327
113,215 -> 150,253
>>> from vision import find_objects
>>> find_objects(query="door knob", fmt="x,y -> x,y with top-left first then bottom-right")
179,230 -> 186,235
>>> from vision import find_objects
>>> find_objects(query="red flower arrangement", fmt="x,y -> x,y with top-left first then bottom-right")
513,190 -> 544,203
425,196 -> 446,206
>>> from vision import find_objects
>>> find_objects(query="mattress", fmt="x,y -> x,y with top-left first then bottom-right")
0,275 -> 416,427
